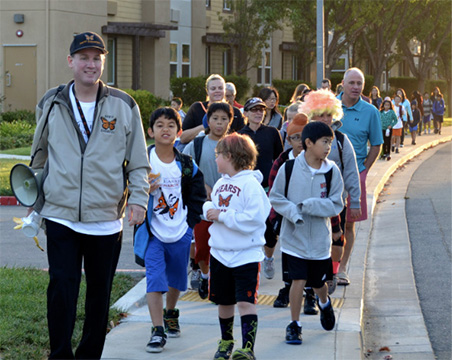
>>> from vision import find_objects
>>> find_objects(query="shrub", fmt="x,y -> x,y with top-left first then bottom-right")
0,121 -> 35,150
1,109 -> 35,124
122,89 -> 169,134
272,80 -> 315,105
388,77 -> 419,97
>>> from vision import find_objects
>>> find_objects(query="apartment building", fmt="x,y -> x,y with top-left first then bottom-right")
0,0 -> 309,111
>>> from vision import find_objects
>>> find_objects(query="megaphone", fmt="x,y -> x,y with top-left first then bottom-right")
10,164 -> 43,207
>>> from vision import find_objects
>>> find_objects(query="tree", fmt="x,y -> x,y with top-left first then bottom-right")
358,0 -> 424,89
397,0 -> 452,93
220,0 -> 284,76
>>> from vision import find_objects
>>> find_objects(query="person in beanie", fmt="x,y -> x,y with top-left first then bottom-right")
29,31 -> 150,359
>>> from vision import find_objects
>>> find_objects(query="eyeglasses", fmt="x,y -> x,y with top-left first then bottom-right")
267,97 -> 277,102
288,135 -> 302,142
249,107 -> 265,113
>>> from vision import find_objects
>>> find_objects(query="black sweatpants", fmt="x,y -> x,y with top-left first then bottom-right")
45,220 -> 122,360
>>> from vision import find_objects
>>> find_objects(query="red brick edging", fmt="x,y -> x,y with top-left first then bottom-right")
0,196 -> 21,206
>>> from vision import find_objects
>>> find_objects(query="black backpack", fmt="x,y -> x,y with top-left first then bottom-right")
271,159 -> 333,234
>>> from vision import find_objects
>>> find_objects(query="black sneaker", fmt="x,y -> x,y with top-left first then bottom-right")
214,339 -> 235,360
198,276 -> 209,300
146,326 -> 167,353
285,321 -> 302,345
232,342 -> 256,359
273,286 -> 290,308
163,308 -> 180,338
303,289 -> 318,315
318,296 -> 336,331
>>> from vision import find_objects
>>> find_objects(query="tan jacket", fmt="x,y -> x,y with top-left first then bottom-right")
31,80 -> 150,222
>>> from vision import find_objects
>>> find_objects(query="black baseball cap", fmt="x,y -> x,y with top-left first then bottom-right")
70,31 -> 108,56
244,97 -> 267,111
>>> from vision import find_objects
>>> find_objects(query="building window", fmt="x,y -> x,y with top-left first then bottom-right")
182,44 -> 190,77
170,43 -> 178,78
206,0 -> 211,8
223,0 -> 232,11
331,56 -> 346,72
205,46 -> 211,75
257,49 -> 271,85
223,48 -> 232,76
107,38 -> 116,86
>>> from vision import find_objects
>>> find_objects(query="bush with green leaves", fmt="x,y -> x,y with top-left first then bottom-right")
0,121 -> 35,150
170,75 -> 251,107
122,89 -> 169,134
1,109 -> 35,124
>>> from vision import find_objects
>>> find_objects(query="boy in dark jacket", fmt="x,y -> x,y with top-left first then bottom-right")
134,107 -> 206,353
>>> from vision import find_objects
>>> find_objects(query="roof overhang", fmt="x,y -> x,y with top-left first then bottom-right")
102,22 -> 178,38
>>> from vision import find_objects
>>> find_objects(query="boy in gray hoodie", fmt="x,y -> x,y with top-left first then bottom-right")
269,121 -> 344,345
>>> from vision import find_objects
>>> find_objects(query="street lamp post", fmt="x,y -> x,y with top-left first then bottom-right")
316,0 -> 325,89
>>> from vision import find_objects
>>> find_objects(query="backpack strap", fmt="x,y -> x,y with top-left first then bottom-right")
334,130 -> 345,173
284,159 -> 295,197
30,84 -> 65,167
193,136 -> 205,165
324,168 -> 333,197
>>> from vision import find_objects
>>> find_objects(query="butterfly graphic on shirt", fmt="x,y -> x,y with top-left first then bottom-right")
218,194 -> 232,207
101,117 -> 116,131
154,192 -> 179,219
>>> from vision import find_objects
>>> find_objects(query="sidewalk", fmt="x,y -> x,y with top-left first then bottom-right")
100,128 -> 451,360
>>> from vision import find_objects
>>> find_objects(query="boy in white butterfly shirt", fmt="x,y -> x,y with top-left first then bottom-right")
203,133 -> 271,360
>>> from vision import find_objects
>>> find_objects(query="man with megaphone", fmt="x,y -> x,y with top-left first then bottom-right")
27,31 -> 150,359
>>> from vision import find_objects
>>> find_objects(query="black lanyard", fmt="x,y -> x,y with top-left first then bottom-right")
72,86 -> 94,139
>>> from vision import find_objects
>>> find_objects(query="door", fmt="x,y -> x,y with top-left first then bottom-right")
3,45 -> 37,111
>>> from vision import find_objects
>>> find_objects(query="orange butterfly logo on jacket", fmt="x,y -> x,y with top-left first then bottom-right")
101,117 -> 116,130
154,193 -> 179,219
218,194 -> 232,207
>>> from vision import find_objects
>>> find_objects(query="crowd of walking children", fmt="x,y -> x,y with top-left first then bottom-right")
132,74 -> 446,359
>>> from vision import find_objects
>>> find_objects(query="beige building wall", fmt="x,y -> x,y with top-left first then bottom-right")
191,0 -> 207,77
0,0 -> 108,107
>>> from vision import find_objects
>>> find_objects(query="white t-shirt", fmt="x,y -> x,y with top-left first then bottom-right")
149,148 -> 188,243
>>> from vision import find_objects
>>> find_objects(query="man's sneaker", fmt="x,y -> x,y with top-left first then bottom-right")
273,286 -> 290,308
263,257 -> 275,279
190,269 -> 201,290
198,276 -> 209,300
231,342 -> 256,360
285,321 -> 302,345
145,326 -> 167,353
163,308 -> 180,338
303,289 -> 318,315
400,144 -> 404,147
327,277 -> 337,295
214,339 -> 235,360
318,296 -> 336,331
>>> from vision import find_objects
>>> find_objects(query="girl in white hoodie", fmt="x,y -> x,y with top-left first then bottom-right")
203,132 -> 271,360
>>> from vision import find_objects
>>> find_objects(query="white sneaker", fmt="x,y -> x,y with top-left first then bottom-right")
190,269 -> 201,290
263,257 -> 275,279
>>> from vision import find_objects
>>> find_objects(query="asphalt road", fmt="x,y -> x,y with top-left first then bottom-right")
405,142 -> 451,360
0,205 -> 145,274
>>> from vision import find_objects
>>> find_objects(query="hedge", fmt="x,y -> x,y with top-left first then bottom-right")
388,77 -> 448,97
0,109 -> 35,124
0,121 -> 35,150
170,75 -> 251,107
122,89 -> 169,134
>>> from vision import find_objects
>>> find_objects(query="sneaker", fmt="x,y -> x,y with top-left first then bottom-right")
303,289 -> 318,315
214,339 -> 235,360
285,321 -> 302,345
400,144 -> 404,147
273,286 -> 290,308
198,276 -> 209,300
391,145 -> 395,152
190,269 -> 201,290
318,297 -> 336,331
146,326 -> 167,353
163,308 -> 180,338
396,148 -> 399,154
327,277 -> 337,295
262,257 -> 275,279
231,342 -> 256,360
386,155 -> 391,161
